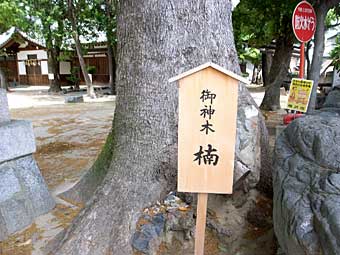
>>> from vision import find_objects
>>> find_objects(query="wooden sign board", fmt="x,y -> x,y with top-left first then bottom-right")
170,62 -> 248,194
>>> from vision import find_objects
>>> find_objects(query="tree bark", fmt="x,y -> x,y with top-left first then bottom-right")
107,44 -> 116,95
256,66 -> 262,84
53,1 -> 251,254
251,64 -> 257,83
260,36 -> 294,111
307,0 -> 339,113
68,0 -> 95,98
106,0 -> 116,95
262,49 -> 273,87
48,48 -> 62,93
45,24 -> 62,93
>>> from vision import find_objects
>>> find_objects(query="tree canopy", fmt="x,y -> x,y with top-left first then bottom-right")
0,0 -> 117,93
233,0 -> 298,50
0,1 -> 28,33
331,35 -> 340,70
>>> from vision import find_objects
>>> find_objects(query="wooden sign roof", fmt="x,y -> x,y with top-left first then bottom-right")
169,62 -> 250,84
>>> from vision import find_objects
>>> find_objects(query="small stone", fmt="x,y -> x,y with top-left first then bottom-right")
132,231 -> 149,253
64,95 -> 84,103
152,214 -> 165,235
132,214 -> 165,254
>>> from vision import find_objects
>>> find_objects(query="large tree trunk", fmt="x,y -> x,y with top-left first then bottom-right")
262,49 -> 273,87
53,1 -> 252,254
68,0 -> 95,98
307,0 -> 339,113
74,35 -> 95,97
48,48 -> 62,93
251,64 -> 257,83
45,22 -> 63,93
107,44 -> 116,95
106,0 -> 116,95
260,36 -> 294,111
107,45 -> 115,94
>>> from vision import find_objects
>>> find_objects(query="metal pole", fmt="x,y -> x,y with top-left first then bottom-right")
299,42 -> 305,79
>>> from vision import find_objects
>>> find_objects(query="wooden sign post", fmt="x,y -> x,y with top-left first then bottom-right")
170,62 -> 249,254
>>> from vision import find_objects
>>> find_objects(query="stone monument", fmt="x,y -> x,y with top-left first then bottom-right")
0,89 -> 55,240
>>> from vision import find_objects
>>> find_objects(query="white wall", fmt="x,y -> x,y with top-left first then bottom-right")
17,50 -> 48,76
17,50 -> 48,60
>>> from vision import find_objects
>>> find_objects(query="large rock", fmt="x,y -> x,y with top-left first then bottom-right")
235,85 -> 271,194
273,112 -> 340,255
0,156 -> 55,240
0,120 -> 36,163
0,88 -> 10,124
0,90 -> 55,241
323,87 -> 340,108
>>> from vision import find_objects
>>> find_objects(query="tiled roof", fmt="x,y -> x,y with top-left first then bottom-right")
0,27 -> 45,50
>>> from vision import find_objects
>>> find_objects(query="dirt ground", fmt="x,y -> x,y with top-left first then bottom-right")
12,103 -> 115,190
0,85 -> 286,255
0,88 -> 115,255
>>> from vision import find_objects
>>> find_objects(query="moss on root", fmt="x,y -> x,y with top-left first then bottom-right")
90,130 -> 115,180
60,130 -> 115,204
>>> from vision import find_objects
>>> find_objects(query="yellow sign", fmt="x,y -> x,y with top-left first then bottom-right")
287,78 -> 313,112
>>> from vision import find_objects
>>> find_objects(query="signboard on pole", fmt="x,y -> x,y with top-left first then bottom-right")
170,62 -> 248,194
287,78 -> 313,112
292,1 -> 316,43
170,62 -> 249,255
